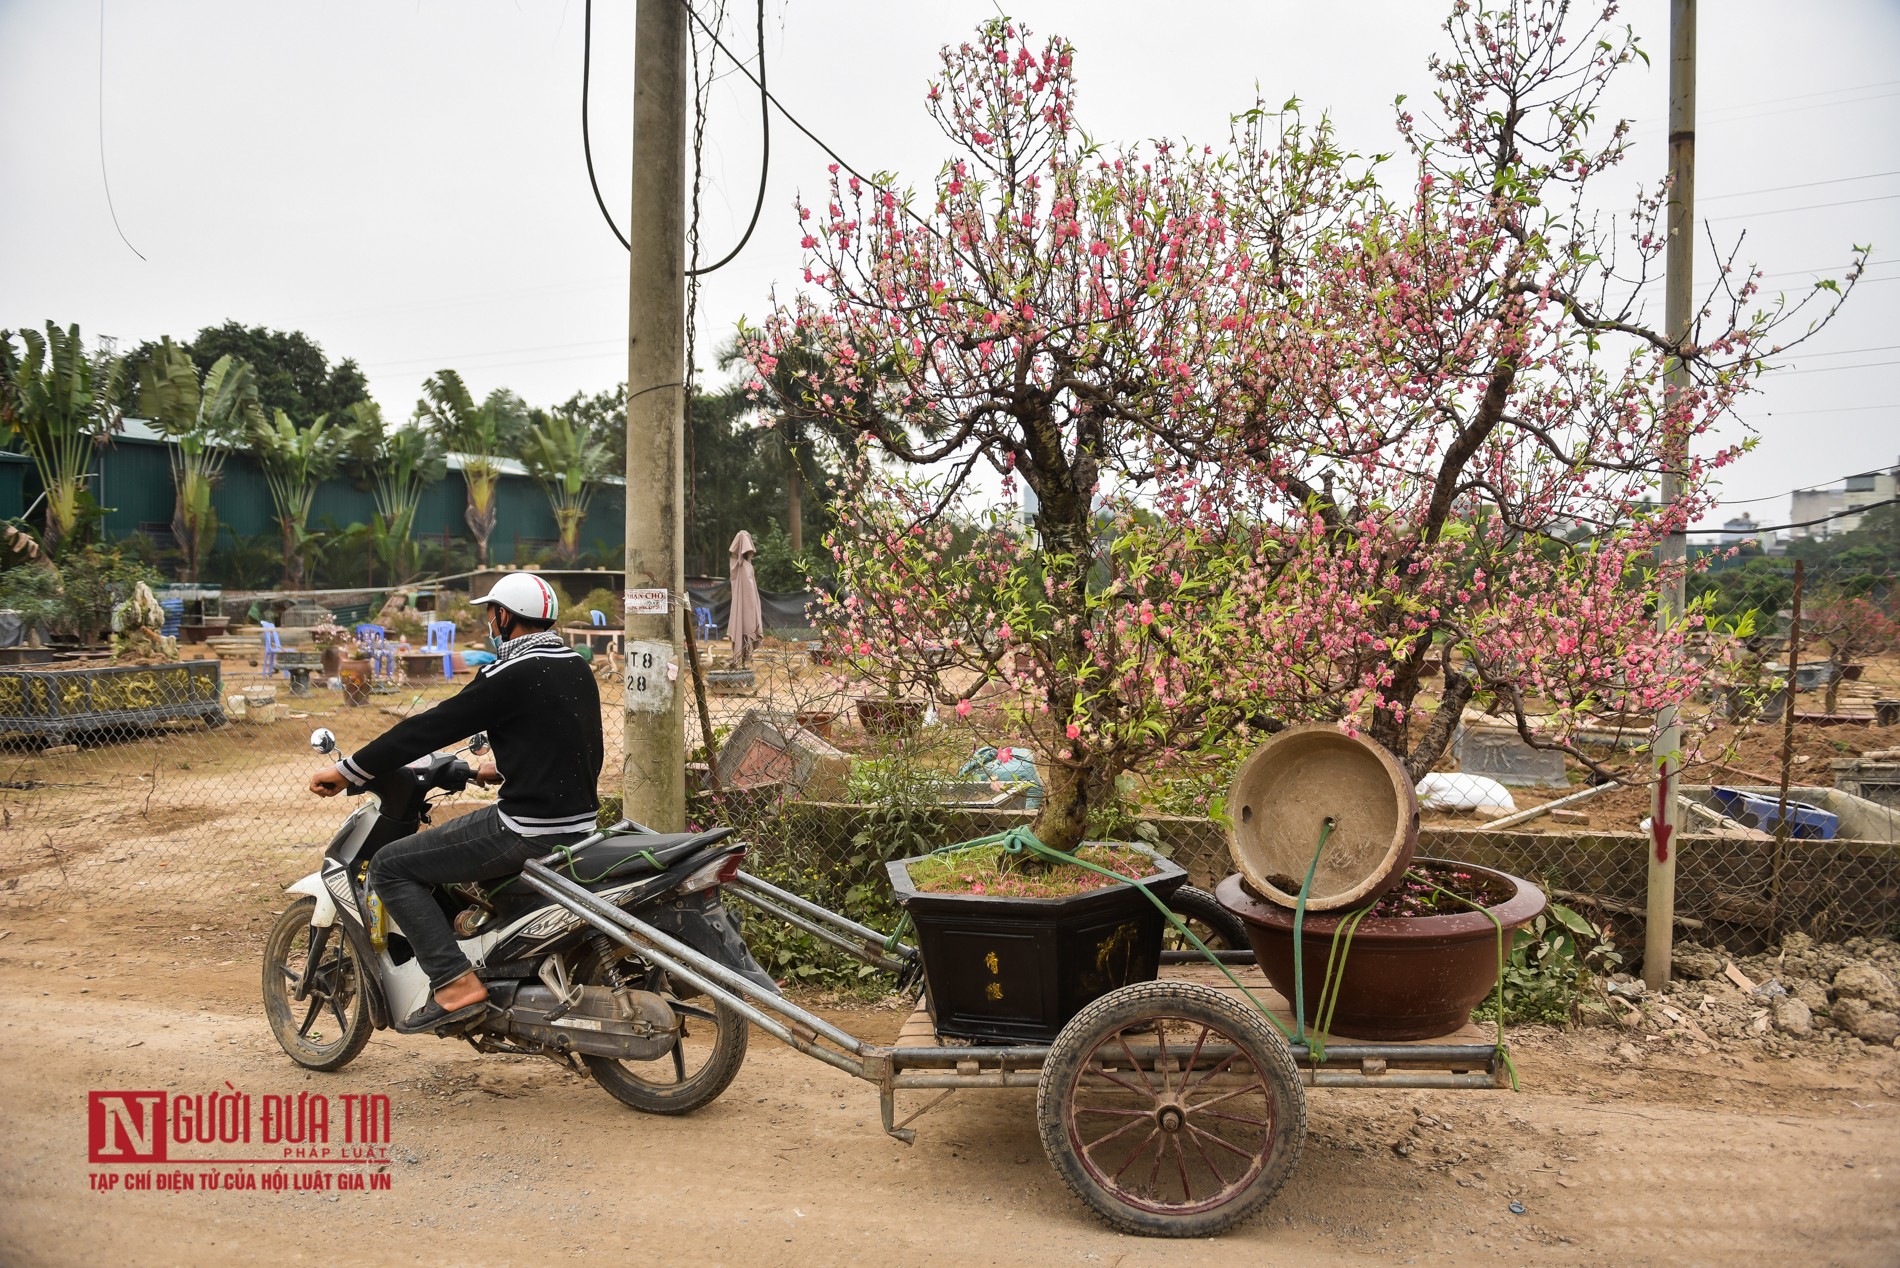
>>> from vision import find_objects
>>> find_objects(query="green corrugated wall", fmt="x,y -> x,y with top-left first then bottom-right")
52,436 -> 626,565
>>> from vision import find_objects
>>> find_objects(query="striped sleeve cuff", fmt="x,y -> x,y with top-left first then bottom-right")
336,755 -> 371,786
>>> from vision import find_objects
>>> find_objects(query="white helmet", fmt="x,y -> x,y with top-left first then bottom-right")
470,573 -> 560,622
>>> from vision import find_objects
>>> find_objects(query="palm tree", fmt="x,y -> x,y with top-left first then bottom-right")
417,369 -> 505,566
368,423 -> 446,584
520,414 -> 610,564
138,338 -> 262,581
252,408 -> 352,587
0,323 -> 124,554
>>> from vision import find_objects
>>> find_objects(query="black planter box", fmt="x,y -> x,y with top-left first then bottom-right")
887,845 -> 1188,1044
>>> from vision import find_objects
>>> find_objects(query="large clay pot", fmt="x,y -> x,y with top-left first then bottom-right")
339,659 -> 372,707
319,645 -> 344,678
1217,859 -> 1546,1041
855,695 -> 924,736
1226,724 -> 1419,911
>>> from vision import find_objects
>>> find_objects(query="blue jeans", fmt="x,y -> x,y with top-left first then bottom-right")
367,804 -> 582,991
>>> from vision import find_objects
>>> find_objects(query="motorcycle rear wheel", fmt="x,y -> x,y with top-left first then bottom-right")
575,944 -> 748,1114
263,897 -> 374,1071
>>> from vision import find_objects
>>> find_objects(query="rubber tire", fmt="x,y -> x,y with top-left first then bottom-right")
1036,981 -> 1306,1238
262,898 -> 374,1073
1164,885 -> 1249,951
574,944 -> 748,1115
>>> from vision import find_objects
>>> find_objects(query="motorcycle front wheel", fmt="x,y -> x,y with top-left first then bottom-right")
263,897 -> 374,1071
574,943 -> 748,1114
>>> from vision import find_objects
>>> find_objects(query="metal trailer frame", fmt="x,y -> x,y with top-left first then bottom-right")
517,848 -> 1512,1150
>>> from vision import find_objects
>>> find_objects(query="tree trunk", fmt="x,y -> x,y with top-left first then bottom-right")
1824,664 -> 1843,715
465,501 -> 495,568
1034,760 -> 1092,852
787,457 -> 803,555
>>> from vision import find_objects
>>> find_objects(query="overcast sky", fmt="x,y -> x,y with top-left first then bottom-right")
3,0 -> 1896,528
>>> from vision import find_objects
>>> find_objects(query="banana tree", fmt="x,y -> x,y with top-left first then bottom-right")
417,368 -> 505,566
252,408 -> 351,587
138,339 -> 262,581
0,323 -> 123,554
366,421 -> 446,583
521,414 -> 610,564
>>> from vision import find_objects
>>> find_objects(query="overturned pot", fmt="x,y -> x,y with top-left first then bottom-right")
1217,858 -> 1546,1041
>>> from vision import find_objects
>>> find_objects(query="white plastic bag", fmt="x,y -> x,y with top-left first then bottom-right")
1415,772 -> 1517,813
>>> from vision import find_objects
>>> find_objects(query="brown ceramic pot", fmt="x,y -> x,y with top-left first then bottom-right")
1217,859 -> 1546,1041
339,659 -> 372,707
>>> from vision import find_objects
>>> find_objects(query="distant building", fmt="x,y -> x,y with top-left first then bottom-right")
1787,459 -> 1899,540
1689,511 -> 1775,552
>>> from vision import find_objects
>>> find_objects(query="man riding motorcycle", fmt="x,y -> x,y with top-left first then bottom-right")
308,573 -> 603,1032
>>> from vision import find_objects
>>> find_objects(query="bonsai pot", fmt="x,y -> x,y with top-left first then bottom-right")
888,846 -> 1188,1044
794,708 -> 839,740
339,659 -> 372,707
855,695 -> 924,736
1217,858 -> 1546,1041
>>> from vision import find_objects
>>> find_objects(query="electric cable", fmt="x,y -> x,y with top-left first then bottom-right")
97,0 -> 145,261
1704,497 -> 1900,534
686,0 -> 768,276
582,0 -> 630,251
582,0 -> 771,274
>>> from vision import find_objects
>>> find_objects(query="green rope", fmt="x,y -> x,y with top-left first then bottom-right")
1403,868 -> 1520,1092
882,909 -> 914,954
1310,903 -> 1374,1057
1289,818 -> 1337,1047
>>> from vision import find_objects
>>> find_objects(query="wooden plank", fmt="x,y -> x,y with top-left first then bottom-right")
890,963 -> 1493,1049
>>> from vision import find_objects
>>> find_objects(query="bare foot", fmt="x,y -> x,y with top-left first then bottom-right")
433,970 -> 488,1012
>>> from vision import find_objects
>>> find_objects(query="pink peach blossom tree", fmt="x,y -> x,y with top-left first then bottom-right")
743,6 -> 1861,848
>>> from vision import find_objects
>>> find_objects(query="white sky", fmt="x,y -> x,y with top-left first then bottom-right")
2,0 -> 1896,530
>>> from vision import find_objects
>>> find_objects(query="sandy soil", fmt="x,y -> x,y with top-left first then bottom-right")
1,899 -> 1896,1267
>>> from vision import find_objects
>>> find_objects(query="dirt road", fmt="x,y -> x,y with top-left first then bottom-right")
2,906 -> 1897,1267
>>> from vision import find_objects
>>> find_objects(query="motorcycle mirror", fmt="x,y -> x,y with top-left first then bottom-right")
468,732 -> 490,756
309,727 -> 337,755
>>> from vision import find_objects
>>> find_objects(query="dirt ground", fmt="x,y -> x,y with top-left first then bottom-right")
2,895 -> 1897,1268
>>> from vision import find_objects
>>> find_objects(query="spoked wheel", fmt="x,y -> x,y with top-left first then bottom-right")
1036,981 -> 1306,1238
263,897 -> 374,1072
1162,885 -> 1249,953
574,944 -> 748,1114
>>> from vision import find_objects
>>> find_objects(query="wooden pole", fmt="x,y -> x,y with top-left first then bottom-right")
1646,0 -> 1695,991
1772,559 -> 1805,931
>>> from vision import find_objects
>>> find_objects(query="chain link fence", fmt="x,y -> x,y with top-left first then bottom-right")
3,607 -> 1896,969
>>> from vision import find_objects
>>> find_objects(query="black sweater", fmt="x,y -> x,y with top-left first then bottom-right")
337,634 -> 603,836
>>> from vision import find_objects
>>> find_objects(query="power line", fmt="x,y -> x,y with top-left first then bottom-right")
1715,471 -> 1898,506
1701,169 -> 1900,203
581,0 -> 630,251
1703,497 -> 1900,534
1705,192 -> 1900,221
1774,358 -> 1900,377
96,0 -> 144,262
685,0 -> 769,277
582,0 -> 771,274
1762,404 -> 1897,416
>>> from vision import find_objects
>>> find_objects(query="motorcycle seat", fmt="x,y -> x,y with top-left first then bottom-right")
551,827 -> 737,884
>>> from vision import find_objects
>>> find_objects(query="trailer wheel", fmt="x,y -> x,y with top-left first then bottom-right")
1036,981 -> 1305,1238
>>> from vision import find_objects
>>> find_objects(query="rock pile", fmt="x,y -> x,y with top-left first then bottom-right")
1627,933 -> 1900,1055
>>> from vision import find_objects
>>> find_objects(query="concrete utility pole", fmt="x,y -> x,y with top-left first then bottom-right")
1646,0 -> 1695,990
620,0 -> 689,830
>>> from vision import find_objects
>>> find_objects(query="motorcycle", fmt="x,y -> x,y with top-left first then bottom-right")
262,727 -> 775,1113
